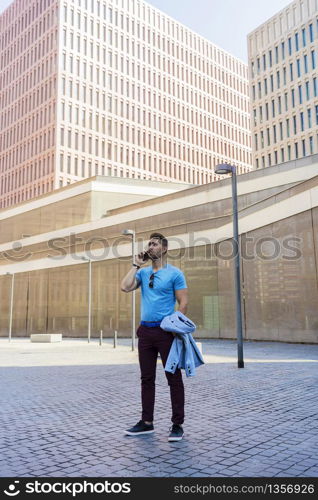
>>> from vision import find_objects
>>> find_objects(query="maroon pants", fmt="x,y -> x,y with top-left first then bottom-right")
136,324 -> 185,425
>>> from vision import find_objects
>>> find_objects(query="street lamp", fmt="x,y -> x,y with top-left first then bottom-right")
81,256 -> 92,343
122,229 -> 136,352
6,272 -> 14,342
215,163 -> 244,368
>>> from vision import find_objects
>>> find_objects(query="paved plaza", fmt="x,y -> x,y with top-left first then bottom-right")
0,336 -> 317,478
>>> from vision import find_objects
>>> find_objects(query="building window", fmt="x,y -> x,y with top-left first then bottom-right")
288,144 -> 291,160
306,81 -> 310,100
311,50 -> 316,70
302,139 -> 306,156
269,50 -> 272,67
296,58 -> 301,77
275,46 -> 279,64
313,77 -> 317,97
309,136 -> 314,154
302,28 -> 306,47
295,32 -> 299,51
304,54 -> 308,73
290,62 -> 293,81
309,23 -> 313,43
298,84 -> 302,104
300,111 -> 304,131
281,148 -> 285,162
293,115 -> 297,134
291,88 -> 295,107
295,142 -> 299,159
281,41 -> 285,60
67,155 -> 71,174
286,118 -> 290,137
288,37 -> 292,55
315,105 -> 318,125
308,108 -> 312,128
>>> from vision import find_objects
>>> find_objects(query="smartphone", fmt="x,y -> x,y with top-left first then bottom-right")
142,251 -> 150,261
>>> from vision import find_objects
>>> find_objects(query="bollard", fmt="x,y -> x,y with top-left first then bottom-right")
113,330 -> 117,348
99,330 -> 103,346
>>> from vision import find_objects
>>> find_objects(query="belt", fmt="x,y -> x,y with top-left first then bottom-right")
140,321 -> 162,327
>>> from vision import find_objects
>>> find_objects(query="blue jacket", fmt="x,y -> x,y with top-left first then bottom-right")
160,312 -> 204,377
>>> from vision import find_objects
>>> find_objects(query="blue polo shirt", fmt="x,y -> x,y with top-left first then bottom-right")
135,263 -> 187,322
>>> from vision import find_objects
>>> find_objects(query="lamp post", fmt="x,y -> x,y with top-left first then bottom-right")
6,272 -> 14,342
81,256 -> 92,343
122,229 -> 136,352
215,163 -> 244,368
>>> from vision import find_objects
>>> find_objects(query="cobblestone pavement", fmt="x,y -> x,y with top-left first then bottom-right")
0,337 -> 317,478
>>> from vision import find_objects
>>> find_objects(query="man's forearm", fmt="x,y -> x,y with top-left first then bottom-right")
121,267 -> 138,292
178,301 -> 188,315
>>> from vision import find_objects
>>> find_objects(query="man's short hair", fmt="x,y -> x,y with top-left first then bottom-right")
149,232 -> 168,248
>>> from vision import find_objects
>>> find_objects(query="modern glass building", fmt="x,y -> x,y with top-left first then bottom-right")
0,0 -> 252,210
0,155 -> 317,343
248,0 -> 318,169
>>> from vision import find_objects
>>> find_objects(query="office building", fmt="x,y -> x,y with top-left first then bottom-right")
0,0 -> 252,209
248,0 -> 318,168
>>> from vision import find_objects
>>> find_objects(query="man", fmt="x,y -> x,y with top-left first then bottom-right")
121,233 -> 188,441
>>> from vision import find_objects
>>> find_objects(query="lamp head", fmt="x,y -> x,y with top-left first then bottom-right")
122,229 -> 134,236
215,163 -> 234,175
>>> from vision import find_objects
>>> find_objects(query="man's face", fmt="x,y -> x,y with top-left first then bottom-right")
147,238 -> 166,260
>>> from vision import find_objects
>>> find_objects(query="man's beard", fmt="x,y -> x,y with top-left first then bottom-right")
149,253 -> 163,261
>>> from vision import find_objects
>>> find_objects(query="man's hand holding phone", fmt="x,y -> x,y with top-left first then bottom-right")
134,251 -> 150,267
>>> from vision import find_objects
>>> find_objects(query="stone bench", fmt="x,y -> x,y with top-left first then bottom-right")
30,333 -> 62,343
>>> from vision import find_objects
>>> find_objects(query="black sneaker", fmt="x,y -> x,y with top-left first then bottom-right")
125,420 -> 154,436
168,424 -> 184,441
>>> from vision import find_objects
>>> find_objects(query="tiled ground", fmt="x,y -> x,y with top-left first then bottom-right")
0,337 -> 317,477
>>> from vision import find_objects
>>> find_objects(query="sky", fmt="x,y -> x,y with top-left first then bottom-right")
0,0 -> 293,62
